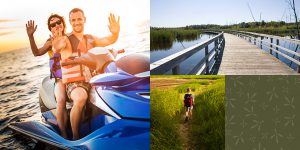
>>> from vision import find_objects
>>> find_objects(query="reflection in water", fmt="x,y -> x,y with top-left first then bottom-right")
150,34 -> 215,74
150,29 -> 202,51
176,33 -> 201,42
150,39 -> 173,50
150,34 -> 202,50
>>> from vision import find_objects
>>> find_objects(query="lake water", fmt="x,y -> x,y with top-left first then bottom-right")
0,48 -> 48,149
150,34 -> 216,74
0,22 -> 149,149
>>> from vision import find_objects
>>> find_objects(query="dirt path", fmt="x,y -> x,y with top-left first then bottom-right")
178,119 -> 191,150
151,78 -> 196,149
177,114 -> 197,150
177,88 -> 210,150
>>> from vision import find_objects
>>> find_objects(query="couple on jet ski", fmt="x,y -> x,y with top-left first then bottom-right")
26,8 -> 120,140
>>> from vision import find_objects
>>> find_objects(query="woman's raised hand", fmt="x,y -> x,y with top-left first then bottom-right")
108,13 -> 120,35
26,20 -> 37,37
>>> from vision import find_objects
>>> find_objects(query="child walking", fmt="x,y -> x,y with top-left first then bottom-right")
184,87 -> 194,122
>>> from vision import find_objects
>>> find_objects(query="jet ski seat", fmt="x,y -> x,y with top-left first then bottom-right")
39,76 -> 57,112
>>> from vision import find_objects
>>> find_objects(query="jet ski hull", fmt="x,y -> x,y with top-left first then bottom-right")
8,115 -> 149,150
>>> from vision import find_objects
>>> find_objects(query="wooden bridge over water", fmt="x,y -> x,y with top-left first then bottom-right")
150,31 -> 300,75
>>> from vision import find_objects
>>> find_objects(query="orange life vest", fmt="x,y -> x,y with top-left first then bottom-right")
61,34 -> 94,84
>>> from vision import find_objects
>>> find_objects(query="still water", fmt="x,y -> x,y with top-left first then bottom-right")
151,34 -> 216,74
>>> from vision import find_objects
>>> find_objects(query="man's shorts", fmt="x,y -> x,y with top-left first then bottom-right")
66,81 -> 91,100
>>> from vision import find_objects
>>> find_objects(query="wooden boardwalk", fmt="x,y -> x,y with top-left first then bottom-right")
218,33 -> 298,75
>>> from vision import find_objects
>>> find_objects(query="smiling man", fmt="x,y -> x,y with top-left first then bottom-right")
54,8 -> 120,140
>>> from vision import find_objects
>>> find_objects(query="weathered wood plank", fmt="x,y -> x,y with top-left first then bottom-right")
218,33 -> 298,75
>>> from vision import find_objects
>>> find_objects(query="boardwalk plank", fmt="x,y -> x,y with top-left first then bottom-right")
218,33 -> 298,75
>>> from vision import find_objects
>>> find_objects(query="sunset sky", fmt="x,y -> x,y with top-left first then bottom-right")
0,0 -> 149,53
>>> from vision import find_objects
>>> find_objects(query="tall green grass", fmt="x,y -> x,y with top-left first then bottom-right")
191,78 -> 225,150
151,76 -> 225,150
151,75 -> 223,80
175,80 -> 209,93
151,89 -> 182,150
150,28 -> 202,50
150,30 -> 174,50
224,26 -> 297,37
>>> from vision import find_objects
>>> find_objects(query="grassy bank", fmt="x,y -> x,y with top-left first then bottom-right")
151,89 -> 182,150
151,75 -> 224,80
224,26 -> 298,37
223,22 -> 300,37
153,21 -> 300,38
150,28 -> 202,50
191,78 -> 225,150
151,76 -> 225,150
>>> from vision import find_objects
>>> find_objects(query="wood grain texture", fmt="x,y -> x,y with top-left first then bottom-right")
218,33 -> 298,75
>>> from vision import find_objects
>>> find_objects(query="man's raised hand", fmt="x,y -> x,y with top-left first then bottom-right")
108,13 -> 120,35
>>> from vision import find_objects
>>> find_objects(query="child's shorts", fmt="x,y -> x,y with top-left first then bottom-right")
185,106 -> 191,112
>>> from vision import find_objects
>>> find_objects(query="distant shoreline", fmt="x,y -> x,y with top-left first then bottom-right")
151,20 -> 300,38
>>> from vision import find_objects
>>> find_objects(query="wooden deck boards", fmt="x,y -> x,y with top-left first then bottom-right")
218,33 -> 298,75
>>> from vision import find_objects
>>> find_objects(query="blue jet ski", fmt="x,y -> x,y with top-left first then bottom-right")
8,48 -> 150,150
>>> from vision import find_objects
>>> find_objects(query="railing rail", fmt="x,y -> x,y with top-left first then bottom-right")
230,30 -> 300,73
231,30 -> 300,45
150,32 -> 225,75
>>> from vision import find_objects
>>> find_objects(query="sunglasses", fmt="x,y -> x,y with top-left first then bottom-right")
49,20 -> 62,28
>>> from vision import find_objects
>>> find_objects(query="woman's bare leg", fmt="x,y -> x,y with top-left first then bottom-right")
55,80 -> 68,139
